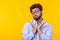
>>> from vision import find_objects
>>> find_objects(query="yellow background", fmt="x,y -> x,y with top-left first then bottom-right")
0,0 -> 60,40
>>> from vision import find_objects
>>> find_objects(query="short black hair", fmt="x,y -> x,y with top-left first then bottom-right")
30,4 -> 42,12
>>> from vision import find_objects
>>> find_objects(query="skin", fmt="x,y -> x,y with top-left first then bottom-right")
29,8 -> 46,35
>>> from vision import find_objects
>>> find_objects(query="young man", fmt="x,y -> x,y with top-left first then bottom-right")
22,4 -> 52,40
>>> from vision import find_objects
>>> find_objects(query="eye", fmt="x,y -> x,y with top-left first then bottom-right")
36,10 -> 40,12
32,10 -> 40,14
32,12 -> 36,14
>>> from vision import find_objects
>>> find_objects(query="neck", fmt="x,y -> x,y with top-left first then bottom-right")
37,17 -> 42,24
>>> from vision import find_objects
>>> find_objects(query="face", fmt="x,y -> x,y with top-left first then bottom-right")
31,8 -> 42,21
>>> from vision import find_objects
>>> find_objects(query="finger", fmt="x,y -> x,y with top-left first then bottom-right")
38,23 -> 42,28
29,21 -> 34,25
42,22 -> 46,26
38,23 -> 42,26
38,22 -> 46,28
29,21 -> 36,27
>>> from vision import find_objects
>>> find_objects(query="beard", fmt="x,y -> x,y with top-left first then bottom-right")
33,13 -> 42,21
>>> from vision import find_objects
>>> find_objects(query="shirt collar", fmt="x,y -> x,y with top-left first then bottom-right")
32,18 -> 45,25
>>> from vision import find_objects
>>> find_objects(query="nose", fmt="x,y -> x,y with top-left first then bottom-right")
34,13 -> 37,16
34,13 -> 37,15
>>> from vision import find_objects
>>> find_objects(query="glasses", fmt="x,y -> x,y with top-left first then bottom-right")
32,10 -> 40,14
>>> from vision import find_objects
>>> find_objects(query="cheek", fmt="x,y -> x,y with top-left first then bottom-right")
32,14 -> 34,17
37,13 -> 40,16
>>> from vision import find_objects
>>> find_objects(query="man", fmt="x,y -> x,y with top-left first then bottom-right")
22,4 -> 52,40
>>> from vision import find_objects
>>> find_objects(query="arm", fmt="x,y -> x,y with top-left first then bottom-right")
38,25 -> 52,40
22,23 -> 35,40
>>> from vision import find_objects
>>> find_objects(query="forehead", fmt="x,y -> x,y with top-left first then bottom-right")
32,8 -> 40,12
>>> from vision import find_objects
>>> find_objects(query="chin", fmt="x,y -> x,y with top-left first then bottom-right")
34,18 -> 38,21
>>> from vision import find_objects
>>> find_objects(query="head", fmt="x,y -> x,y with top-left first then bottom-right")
30,4 -> 43,21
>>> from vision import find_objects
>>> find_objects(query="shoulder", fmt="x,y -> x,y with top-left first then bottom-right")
24,20 -> 35,27
43,22 -> 52,30
23,20 -> 33,28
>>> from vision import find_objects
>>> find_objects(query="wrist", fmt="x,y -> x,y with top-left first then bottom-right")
32,29 -> 36,34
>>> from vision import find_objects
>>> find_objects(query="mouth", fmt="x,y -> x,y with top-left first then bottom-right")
34,16 -> 39,19
34,15 -> 38,17
33,15 -> 41,21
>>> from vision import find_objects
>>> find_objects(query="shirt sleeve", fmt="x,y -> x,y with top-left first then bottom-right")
22,23 -> 35,40
40,24 -> 52,40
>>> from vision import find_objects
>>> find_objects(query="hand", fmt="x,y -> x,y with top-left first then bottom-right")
29,21 -> 37,34
37,22 -> 46,35
38,22 -> 46,29
29,21 -> 37,29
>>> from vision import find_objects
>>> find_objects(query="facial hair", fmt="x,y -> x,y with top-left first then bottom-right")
34,13 -> 42,21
